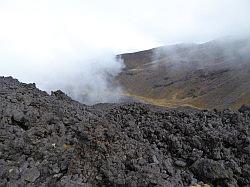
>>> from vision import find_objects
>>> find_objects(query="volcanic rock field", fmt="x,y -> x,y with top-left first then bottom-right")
0,76 -> 249,187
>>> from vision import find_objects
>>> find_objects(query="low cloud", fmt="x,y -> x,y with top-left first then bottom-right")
0,0 -> 126,104
0,0 -> 249,104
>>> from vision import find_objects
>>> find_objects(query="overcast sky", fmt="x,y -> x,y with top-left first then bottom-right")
0,0 -> 249,103
0,0 -> 249,53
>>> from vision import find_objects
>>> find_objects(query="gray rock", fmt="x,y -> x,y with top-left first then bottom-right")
7,168 -> 20,180
152,155 -> 160,164
174,160 -> 187,167
21,167 -> 40,182
239,104 -> 250,113
191,159 -> 232,180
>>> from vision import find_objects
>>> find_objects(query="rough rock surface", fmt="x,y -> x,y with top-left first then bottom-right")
0,76 -> 249,187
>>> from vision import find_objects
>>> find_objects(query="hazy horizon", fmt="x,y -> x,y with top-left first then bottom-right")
0,0 -> 249,104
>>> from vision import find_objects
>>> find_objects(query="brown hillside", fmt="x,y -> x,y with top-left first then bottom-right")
117,38 -> 250,109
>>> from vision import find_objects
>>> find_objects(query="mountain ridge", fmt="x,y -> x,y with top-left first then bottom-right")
117,38 -> 250,109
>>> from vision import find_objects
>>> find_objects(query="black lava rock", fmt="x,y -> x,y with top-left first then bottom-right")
0,76 -> 249,187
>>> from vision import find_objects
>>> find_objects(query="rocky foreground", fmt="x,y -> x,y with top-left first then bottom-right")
0,77 -> 249,187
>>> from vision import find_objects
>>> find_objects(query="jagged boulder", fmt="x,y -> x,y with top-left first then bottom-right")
239,104 -> 250,113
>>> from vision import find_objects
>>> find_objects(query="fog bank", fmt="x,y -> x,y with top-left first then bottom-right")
0,0 -> 249,104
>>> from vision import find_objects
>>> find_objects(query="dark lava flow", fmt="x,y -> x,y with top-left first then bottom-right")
0,77 -> 249,186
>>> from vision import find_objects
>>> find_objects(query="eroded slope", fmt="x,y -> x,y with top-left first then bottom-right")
118,39 -> 250,109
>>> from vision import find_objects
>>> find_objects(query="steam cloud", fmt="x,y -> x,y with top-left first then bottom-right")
0,1 -> 126,104
0,0 -> 250,104
0,43 -> 124,104
152,36 -> 250,70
